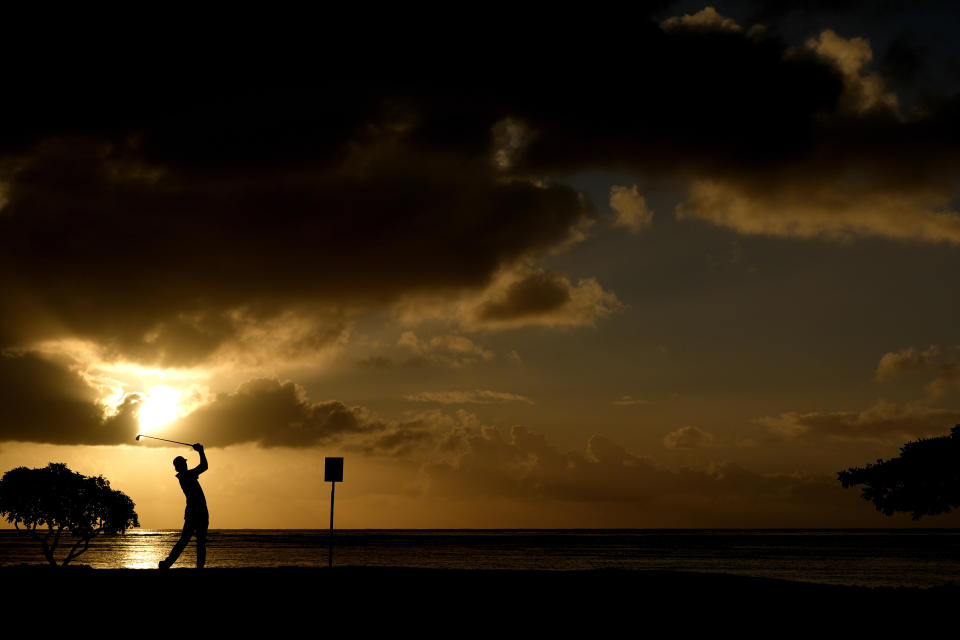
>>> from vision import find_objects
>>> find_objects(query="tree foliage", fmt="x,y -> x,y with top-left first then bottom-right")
0,463 -> 139,566
838,424 -> 960,520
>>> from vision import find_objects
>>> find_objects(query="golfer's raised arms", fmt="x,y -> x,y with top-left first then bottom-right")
192,443 -> 208,474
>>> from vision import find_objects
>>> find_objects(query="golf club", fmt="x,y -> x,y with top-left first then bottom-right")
136,434 -> 194,447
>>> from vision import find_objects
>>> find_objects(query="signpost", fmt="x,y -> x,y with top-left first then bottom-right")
325,457 -> 343,568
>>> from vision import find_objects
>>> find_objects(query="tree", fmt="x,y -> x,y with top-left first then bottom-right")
0,463 -> 139,566
838,424 -> 960,520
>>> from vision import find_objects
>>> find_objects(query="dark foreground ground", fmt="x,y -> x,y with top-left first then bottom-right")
4,566 -> 955,634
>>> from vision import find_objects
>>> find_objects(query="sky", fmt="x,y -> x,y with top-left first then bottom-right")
3,2 -> 960,528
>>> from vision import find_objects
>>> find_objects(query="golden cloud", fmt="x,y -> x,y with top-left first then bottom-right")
675,179 -> 960,243
404,390 -> 534,405
758,399 -> 960,442
610,184 -> 653,233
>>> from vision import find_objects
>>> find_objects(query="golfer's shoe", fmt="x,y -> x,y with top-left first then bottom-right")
158,559 -> 173,570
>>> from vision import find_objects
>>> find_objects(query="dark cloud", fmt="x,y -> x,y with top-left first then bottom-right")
515,26 -> 846,174
747,0 -> 956,21
477,272 -> 572,322
880,36 -> 928,88
2,8 -> 959,364
0,137 -> 589,363
359,426 -> 438,458
0,352 -> 137,445
463,269 -> 621,329
0,355 -> 415,449
167,379 -> 384,448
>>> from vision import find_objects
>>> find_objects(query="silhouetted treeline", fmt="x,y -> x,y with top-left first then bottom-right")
839,424 -> 960,519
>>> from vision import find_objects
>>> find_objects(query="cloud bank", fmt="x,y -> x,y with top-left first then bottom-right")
759,400 -> 960,442
4,7 -> 958,367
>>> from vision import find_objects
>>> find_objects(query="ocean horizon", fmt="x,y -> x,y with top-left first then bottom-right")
3,528 -> 960,588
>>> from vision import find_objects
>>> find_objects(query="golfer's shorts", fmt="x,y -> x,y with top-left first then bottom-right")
184,509 -> 209,528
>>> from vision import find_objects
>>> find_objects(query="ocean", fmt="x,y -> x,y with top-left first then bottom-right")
2,528 -> 960,588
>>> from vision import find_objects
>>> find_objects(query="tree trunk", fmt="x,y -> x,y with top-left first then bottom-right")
17,522 -> 58,567
61,530 -> 98,566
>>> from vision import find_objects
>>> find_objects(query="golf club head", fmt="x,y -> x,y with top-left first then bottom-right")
136,434 -> 142,441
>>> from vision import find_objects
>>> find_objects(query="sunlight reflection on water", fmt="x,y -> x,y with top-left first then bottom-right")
2,529 -> 960,588
114,530 -> 169,569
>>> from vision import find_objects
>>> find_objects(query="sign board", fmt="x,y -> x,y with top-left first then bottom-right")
325,457 -> 344,483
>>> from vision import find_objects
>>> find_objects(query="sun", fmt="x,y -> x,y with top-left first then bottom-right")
137,386 -> 183,432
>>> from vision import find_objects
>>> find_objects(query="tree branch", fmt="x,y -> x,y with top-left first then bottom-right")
62,528 -> 101,566
51,525 -> 63,560
22,524 -> 56,566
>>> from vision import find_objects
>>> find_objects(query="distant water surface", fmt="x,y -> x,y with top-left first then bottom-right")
2,529 -> 960,588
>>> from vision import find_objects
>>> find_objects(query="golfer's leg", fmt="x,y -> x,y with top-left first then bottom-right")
195,522 -> 208,569
165,522 -> 195,565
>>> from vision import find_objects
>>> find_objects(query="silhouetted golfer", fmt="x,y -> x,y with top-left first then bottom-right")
159,443 -> 208,569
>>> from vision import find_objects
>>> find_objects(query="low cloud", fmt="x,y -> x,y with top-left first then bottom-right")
610,184 -> 653,233
357,355 -> 393,369
929,361 -> 960,399
414,421 -> 848,524
805,29 -> 899,116
0,358 -> 453,453
0,351 -> 139,445
397,332 -> 494,368
405,390 -> 534,405
0,354 -> 878,525
875,345 -> 941,381
660,7 -> 745,34
874,345 -> 960,398
663,426 -> 716,449
393,266 -> 622,331
758,400 -> 960,442
491,117 -> 535,171
465,268 -> 622,330
675,178 -> 960,244
167,378 -> 384,448
476,271 -> 572,322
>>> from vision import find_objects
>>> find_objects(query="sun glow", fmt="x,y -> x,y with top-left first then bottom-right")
137,386 -> 183,432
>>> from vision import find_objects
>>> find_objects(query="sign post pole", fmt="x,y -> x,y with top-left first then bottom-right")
329,480 -> 335,567
324,457 -> 344,568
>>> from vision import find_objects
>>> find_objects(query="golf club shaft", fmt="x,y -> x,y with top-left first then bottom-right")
138,434 -> 193,447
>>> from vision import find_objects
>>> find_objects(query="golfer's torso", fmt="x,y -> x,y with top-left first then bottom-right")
176,471 -> 207,519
